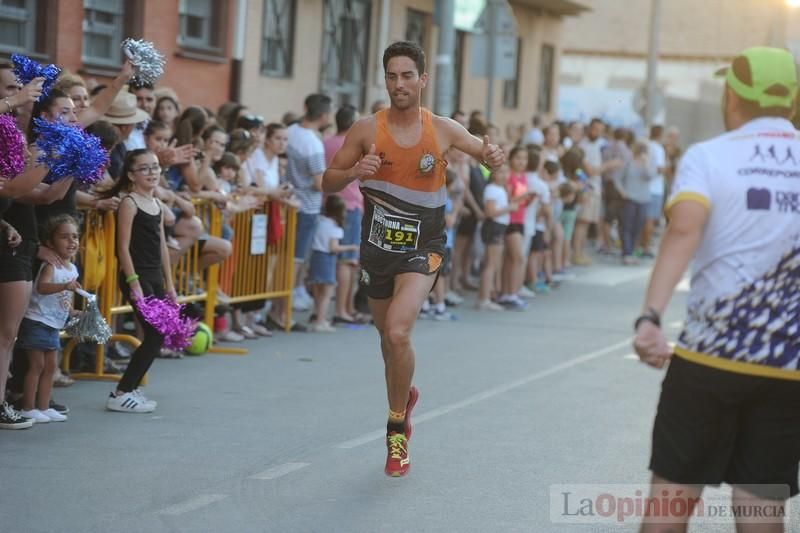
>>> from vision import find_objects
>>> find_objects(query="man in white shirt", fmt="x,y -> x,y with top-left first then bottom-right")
634,47 -> 800,531
123,80 -> 154,151
640,125 -> 668,257
522,114 -> 545,146
280,94 -> 331,321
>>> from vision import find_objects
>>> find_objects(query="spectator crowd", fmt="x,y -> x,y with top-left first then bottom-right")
0,52 -> 682,427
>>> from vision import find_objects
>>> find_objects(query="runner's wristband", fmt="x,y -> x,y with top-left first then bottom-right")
634,308 -> 661,330
126,274 -> 140,284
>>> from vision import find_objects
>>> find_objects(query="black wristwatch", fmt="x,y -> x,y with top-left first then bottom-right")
634,308 -> 661,330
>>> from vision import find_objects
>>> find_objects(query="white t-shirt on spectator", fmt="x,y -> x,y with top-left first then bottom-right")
311,215 -> 344,253
242,148 -> 280,190
579,137 -> 604,176
286,123 -> 326,214
522,128 -> 544,146
484,183 -> 510,225
649,140 -> 667,196
124,126 -> 146,151
527,173 -> 551,231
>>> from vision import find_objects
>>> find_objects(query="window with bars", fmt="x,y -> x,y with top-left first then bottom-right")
261,0 -> 295,77
405,9 -> 427,51
0,0 -> 36,54
82,0 -> 124,66
503,38 -> 522,109
179,0 -> 225,52
538,44 -> 555,113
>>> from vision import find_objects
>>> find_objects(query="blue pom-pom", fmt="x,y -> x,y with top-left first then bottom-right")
11,54 -> 61,101
34,119 -> 108,185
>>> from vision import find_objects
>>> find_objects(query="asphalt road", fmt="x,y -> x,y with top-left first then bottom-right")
2,255 -> 799,532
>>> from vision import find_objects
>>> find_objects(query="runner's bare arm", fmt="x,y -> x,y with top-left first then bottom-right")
436,117 -> 506,170
322,118 -> 378,193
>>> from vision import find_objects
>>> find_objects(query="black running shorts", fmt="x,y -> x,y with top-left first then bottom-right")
650,354 -> 800,500
360,251 -> 442,300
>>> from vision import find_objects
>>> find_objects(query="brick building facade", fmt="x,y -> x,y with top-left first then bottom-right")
0,0 -> 236,110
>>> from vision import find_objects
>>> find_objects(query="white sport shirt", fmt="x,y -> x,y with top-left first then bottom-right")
670,117 -> 800,379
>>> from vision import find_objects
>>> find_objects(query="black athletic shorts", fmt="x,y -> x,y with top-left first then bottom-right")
530,230 -> 548,252
650,354 -> 800,500
604,198 -> 624,224
360,250 -> 442,300
505,223 -> 524,235
0,240 -> 37,283
481,220 -> 507,245
457,214 -> 478,237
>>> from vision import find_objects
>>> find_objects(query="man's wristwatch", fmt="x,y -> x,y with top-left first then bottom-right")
634,308 -> 661,330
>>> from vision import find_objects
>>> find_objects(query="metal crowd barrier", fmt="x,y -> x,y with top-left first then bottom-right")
218,200 -> 297,332
62,199 -> 297,380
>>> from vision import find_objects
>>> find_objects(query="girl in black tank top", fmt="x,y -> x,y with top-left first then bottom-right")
100,149 -> 176,410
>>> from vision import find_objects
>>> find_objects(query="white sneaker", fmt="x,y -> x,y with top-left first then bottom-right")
310,321 -> 336,333
477,300 -> 505,311
433,309 -> 454,321
20,409 -> 50,423
132,389 -> 157,409
445,291 -> 464,305
42,408 -> 67,422
518,286 -> 537,299
291,288 -> 312,311
106,392 -> 155,413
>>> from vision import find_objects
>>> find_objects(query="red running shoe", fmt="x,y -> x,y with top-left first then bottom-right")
404,386 -> 419,440
384,431 -> 410,477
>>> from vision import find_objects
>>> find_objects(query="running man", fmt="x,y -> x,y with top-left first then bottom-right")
323,41 -> 505,477
634,47 -> 800,532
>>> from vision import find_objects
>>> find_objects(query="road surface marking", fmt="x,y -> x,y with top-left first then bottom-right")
336,338 -> 631,449
249,462 -> 310,480
157,494 -> 228,516
623,353 -> 639,360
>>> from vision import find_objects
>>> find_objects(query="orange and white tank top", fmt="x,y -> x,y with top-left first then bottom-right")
362,108 -> 447,209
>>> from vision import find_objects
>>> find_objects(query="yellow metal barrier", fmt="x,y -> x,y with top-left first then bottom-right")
62,210 -> 141,382
62,199 -> 297,379
218,200 -> 296,333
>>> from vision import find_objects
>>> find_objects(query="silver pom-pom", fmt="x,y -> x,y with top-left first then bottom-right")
66,290 -> 112,345
121,38 -> 165,84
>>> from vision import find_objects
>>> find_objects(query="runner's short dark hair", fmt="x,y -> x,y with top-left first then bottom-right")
383,41 -> 426,75
304,93 -> 332,121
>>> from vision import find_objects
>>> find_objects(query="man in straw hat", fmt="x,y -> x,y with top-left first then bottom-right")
103,90 -> 149,180
634,47 -> 800,531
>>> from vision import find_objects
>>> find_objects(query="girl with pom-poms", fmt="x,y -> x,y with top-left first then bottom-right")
100,149 -> 176,413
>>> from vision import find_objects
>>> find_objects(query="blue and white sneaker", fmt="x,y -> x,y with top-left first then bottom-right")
106,392 -> 155,413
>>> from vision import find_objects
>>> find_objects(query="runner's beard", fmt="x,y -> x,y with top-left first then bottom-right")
389,92 -> 418,111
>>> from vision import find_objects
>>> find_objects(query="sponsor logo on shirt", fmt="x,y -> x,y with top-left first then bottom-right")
379,152 -> 393,167
749,144 -> 798,166
746,187 -> 800,213
746,188 -> 771,210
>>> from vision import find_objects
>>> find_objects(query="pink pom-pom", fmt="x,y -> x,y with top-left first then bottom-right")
135,296 -> 198,351
0,114 -> 27,179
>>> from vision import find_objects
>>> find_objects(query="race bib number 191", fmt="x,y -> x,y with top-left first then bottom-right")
368,205 -> 421,253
